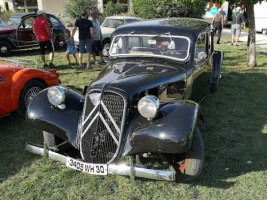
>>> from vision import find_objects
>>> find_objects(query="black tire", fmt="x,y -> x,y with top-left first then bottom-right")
102,39 -> 110,57
0,41 -> 12,57
54,37 -> 66,50
169,127 -> 204,182
17,79 -> 46,117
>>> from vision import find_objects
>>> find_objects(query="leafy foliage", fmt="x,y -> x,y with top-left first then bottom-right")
132,0 -> 207,19
105,2 -> 127,16
64,0 -> 98,19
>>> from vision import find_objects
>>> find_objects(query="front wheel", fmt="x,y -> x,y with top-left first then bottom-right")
168,127 -> 204,181
0,41 -> 12,57
17,79 -> 46,117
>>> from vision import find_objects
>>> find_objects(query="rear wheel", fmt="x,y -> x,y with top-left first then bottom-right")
17,80 -> 46,117
0,41 -> 12,57
168,127 -> 204,181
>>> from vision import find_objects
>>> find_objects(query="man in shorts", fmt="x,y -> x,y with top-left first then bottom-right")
90,10 -> 106,65
72,10 -> 94,69
33,10 -> 55,68
231,7 -> 246,46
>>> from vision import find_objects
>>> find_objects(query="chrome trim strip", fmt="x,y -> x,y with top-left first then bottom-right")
81,112 -> 99,138
99,113 -> 119,145
82,100 -> 100,126
101,101 -> 121,134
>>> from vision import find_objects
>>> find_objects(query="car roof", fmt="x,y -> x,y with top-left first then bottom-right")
105,16 -> 142,20
11,13 -> 54,18
113,18 -> 211,39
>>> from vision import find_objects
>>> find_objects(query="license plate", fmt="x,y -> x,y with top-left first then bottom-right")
66,157 -> 107,175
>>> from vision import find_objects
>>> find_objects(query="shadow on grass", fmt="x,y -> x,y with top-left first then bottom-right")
190,71 -> 267,188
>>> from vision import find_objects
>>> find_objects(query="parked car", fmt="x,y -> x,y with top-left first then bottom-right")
26,18 -> 223,182
0,18 -> 6,27
74,16 -> 142,56
0,58 -> 60,118
0,13 -> 65,57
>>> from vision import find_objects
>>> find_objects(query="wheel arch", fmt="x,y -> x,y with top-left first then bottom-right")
10,71 -> 50,111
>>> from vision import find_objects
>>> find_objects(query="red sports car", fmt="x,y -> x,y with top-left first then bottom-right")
0,58 -> 59,118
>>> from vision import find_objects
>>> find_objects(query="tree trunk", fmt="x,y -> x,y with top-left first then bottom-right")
246,5 -> 257,67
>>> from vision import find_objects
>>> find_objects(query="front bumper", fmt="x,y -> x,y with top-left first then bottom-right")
26,143 -> 175,182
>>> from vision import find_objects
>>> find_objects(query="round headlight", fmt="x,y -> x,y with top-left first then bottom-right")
47,86 -> 66,106
138,95 -> 160,120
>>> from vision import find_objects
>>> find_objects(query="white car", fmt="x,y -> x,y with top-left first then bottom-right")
74,16 -> 142,56
0,18 -> 6,27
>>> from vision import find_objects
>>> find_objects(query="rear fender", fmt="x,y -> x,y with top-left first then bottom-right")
122,100 -> 199,155
26,88 -> 84,148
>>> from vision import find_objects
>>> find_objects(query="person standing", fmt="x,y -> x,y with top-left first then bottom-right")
33,10 -> 55,68
64,29 -> 78,66
231,7 -> 246,46
89,10 -> 106,65
72,10 -> 94,69
212,8 -> 224,44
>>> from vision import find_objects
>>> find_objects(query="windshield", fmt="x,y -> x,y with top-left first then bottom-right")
110,35 -> 190,61
7,17 -> 21,27
101,18 -> 124,28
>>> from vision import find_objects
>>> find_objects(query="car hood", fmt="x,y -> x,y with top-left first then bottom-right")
0,25 -> 16,32
90,59 -> 187,98
0,63 -> 24,81
101,27 -> 115,36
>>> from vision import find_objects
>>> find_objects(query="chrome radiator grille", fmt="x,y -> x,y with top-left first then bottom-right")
80,91 -> 125,164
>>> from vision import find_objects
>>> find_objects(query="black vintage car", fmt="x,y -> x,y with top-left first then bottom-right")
0,13 -> 65,56
26,18 -> 223,182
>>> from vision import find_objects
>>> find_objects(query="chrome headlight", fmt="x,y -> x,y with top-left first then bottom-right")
47,86 -> 67,108
138,95 -> 160,120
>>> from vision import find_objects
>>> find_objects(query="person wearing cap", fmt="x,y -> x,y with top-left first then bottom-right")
33,10 -> 55,68
212,8 -> 224,44
89,9 -> 106,65
72,10 -> 94,69
231,7 -> 246,46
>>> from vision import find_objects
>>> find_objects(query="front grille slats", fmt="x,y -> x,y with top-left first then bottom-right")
80,91 -> 125,164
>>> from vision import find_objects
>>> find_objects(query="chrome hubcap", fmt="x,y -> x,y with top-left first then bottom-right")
24,87 -> 42,107
1,46 -> 7,53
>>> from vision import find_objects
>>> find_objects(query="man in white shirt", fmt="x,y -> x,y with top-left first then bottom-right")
90,10 -> 106,65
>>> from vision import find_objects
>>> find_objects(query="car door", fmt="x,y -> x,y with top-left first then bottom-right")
190,32 -> 211,103
16,16 -> 38,47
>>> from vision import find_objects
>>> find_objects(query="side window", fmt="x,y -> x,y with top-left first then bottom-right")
45,18 -> 53,28
49,16 -> 61,27
195,33 -> 208,64
20,17 -> 35,29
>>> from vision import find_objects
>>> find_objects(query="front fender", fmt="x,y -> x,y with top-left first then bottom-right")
123,100 -> 199,155
26,88 -> 84,148
11,68 -> 59,110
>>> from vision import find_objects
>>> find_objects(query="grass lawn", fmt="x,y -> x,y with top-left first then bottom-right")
0,37 -> 267,200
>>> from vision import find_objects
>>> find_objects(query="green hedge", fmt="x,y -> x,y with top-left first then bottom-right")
132,0 -> 207,19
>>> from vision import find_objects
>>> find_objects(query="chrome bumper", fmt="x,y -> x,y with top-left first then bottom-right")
26,143 -> 175,182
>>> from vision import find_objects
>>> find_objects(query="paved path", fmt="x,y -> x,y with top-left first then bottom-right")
221,29 -> 267,48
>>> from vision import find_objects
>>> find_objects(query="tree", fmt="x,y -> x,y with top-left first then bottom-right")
65,0 -> 98,19
132,0 -> 209,19
226,0 -> 265,67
